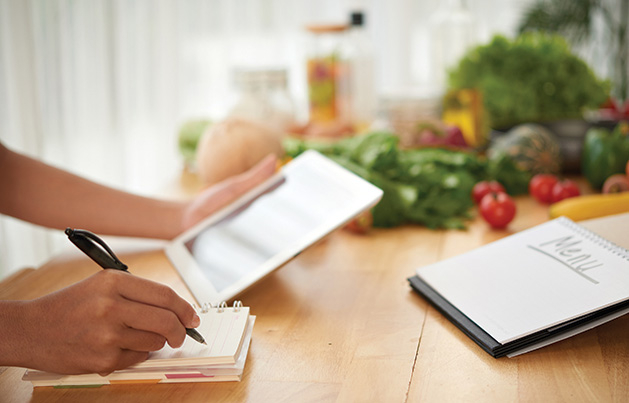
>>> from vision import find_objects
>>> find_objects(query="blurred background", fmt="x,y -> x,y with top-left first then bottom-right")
0,0 -> 626,278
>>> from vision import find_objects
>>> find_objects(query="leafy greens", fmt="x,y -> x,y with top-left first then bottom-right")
284,132 -> 518,229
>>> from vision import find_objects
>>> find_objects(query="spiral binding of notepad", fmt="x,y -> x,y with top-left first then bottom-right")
557,216 -> 629,262
194,300 -> 244,314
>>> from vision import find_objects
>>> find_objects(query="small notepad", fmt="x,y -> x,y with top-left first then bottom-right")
23,301 -> 254,386
140,304 -> 250,367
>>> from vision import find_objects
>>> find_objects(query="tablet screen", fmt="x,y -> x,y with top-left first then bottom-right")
183,160 -> 356,293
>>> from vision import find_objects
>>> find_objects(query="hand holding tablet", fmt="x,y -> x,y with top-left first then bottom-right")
166,150 -> 383,305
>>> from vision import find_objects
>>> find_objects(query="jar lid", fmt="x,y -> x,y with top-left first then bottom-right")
305,24 -> 348,34
350,11 -> 364,27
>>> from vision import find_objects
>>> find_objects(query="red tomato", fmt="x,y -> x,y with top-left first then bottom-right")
344,210 -> 373,234
551,180 -> 580,203
529,174 -> 559,204
479,192 -> 516,229
472,181 -> 506,204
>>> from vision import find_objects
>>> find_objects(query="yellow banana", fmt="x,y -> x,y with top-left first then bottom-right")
549,192 -> 629,221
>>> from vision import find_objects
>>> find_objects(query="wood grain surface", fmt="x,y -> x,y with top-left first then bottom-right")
1,191 -> 627,402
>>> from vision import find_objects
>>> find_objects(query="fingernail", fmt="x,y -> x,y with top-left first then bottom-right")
191,314 -> 201,327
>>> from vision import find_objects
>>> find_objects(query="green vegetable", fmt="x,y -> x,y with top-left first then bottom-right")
284,132 -> 487,229
448,33 -> 609,129
486,152 -> 532,195
177,119 -> 212,165
581,122 -> 629,189
488,123 -> 562,179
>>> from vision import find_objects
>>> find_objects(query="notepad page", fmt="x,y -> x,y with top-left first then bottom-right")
137,307 -> 250,367
416,217 -> 629,344
23,316 -> 256,386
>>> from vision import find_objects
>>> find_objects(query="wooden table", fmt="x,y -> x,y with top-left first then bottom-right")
1,195 -> 628,402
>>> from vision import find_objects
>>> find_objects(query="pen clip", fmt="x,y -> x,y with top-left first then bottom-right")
65,228 -> 128,271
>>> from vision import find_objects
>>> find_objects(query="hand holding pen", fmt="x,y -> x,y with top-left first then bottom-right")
65,228 -> 207,346
3,249 -> 205,376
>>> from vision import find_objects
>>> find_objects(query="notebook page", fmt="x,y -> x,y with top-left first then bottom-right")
580,212 -> 629,249
416,217 -> 629,344
137,307 -> 250,367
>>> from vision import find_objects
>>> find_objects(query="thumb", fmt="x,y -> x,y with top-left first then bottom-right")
230,154 -> 278,193
181,154 -> 279,232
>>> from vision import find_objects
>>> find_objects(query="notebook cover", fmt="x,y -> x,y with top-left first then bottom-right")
408,275 -> 501,356
409,275 -> 629,357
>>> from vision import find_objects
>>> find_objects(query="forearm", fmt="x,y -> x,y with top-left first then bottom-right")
0,301 -> 33,368
0,144 -> 186,239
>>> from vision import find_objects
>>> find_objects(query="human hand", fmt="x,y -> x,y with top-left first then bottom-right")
11,270 -> 200,375
180,153 -> 278,232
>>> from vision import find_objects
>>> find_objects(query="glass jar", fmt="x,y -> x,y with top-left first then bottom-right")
305,24 -> 351,126
227,68 -> 296,132
428,0 -> 477,92
345,11 -> 377,132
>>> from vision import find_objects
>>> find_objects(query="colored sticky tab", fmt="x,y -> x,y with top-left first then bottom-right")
109,379 -> 161,385
165,373 -> 215,379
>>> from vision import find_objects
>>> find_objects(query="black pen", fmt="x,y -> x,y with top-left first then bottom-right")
65,228 -> 207,345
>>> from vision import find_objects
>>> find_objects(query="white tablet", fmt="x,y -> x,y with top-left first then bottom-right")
166,150 -> 383,305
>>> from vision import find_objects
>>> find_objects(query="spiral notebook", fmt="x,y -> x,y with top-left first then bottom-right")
23,301 -> 254,387
409,214 -> 629,358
